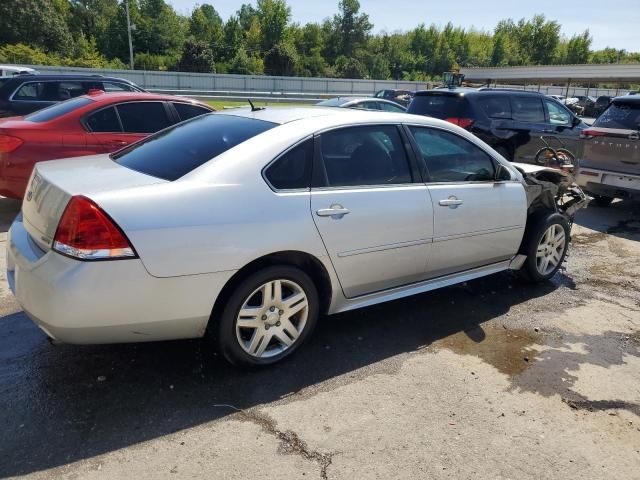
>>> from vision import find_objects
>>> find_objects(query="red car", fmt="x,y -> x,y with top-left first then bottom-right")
0,91 -> 215,198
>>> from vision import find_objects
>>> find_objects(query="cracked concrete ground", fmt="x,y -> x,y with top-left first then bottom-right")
0,198 -> 639,479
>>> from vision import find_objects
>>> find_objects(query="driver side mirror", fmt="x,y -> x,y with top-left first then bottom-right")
495,164 -> 511,181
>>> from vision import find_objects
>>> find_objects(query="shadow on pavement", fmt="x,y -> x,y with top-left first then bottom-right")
0,271 -> 563,477
574,199 -> 640,242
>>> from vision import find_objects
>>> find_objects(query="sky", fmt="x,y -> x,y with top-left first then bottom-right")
167,0 -> 639,51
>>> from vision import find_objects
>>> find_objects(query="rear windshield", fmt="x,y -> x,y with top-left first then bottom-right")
408,94 -> 466,118
593,102 -> 640,130
25,97 -> 94,122
112,114 -> 276,181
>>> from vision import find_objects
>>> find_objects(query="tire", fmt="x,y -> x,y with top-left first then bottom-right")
215,266 -> 319,367
591,194 -> 614,207
494,145 -> 512,162
519,212 -> 570,283
534,147 -> 556,166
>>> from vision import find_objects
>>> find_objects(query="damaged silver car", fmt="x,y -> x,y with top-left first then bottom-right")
8,107 -> 589,366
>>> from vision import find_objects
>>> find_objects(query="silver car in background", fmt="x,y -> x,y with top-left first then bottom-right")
7,107 -> 587,366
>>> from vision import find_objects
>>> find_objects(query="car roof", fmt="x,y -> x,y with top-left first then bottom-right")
216,105 -> 418,125
415,88 -> 546,98
612,95 -> 640,105
79,91 -> 210,106
1,74 -> 136,84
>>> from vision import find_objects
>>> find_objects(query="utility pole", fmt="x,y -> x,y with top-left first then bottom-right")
124,0 -> 134,69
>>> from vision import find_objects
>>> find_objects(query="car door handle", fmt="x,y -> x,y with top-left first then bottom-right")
439,198 -> 463,208
542,129 -> 555,133
316,205 -> 350,218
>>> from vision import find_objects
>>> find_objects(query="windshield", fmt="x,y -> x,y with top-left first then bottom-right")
25,97 -> 94,122
112,113 -> 277,181
593,102 -> 640,130
408,94 -> 466,118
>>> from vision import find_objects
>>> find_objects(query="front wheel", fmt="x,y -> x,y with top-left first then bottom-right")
215,266 -> 319,367
520,213 -> 570,282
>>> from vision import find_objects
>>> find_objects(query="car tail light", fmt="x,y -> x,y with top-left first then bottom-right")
444,117 -> 475,129
0,134 -> 23,153
580,129 -> 607,139
53,196 -> 136,260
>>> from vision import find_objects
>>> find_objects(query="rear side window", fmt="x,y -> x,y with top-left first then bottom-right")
173,102 -> 211,121
25,97 -> 94,122
511,97 -> 545,123
408,94 -> 466,119
113,114 -> 276,181
477,96 -> 511,119
593,103 -> 640,130
409,127 -> 495,182
86,106 -> 121,132
264,139 -> 313,190
380,102 -> 406,113
116,102 -> 170,133
318,125 -> 412,187
14,82 -> 46,100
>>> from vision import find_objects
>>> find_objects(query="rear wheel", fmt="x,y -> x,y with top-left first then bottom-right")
215,266 -> 319,367
520,213 -> 570,282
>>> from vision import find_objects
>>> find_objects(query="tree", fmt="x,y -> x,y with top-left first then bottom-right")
136,0 -> 187,56
257,0 -> 291,51
229,47 -> 263,75
335,55 -> 367,79
264,42 -> 297,76
565,30 -> 592,64
189,4 -> 224,51
223,16 -> 244,61
178,40 -> 215,73
333,0 -> 372,58
0,0 -> 74,56
237,3 -> 259,31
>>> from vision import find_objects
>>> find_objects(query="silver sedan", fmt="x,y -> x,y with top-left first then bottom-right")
7,107 -> 585,366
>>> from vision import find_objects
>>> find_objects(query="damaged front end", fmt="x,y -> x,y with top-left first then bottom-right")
513,163 -> 590,221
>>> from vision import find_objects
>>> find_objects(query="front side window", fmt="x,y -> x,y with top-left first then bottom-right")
409,127 -> 495,182
264,139 -> 313,190
545,99 -> 571,125
116,102 -> 171,133
318,125 -> 412,187
511,97 -> 545,123
113,114 -> 276,181
102,82 -> 135,92
86,106 -> 121,132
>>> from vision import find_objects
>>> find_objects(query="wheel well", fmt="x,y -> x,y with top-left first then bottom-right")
208,251 -> 333,329
519,208 -> 557,254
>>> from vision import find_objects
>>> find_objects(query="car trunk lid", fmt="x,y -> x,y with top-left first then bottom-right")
21,154 -> 166,252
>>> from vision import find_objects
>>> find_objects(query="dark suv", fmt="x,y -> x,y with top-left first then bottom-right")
408,88 -> 587,163
0,74 -> 145,117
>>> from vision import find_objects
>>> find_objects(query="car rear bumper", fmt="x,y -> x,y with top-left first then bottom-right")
7,215 -> 235,344
576,167 -> 640,198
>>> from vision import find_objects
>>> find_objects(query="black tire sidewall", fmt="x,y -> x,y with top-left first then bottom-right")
216,266 -> 319,367
523,212 -> 570,282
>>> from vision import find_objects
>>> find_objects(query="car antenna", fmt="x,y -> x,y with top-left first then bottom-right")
248,99 -> 265,112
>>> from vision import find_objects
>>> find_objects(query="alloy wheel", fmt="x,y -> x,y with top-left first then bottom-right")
235,279 -> 309,358
535,224 -> 566,276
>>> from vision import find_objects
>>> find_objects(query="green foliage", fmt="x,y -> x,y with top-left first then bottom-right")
264,42 -> 297,76
178,40 -> 215,73
1,0 -> 638,81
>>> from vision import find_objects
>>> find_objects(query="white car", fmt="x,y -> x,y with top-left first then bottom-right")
7,107 -> 588,366
0,65 -> 38,77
